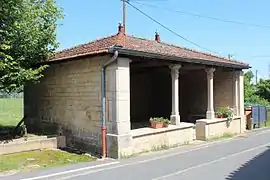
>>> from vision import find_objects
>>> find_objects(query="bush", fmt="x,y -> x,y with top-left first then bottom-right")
245,95 -> 270,107
149,117 -> 170,124
216,107 -> 234,120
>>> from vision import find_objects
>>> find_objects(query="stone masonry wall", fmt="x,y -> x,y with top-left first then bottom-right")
130,67 -> 171,127
24,55 -> 110,155
181,70 -> 207,122
214,69 -> 234,110
130,69 -> 152,124
180,68 -> 234,122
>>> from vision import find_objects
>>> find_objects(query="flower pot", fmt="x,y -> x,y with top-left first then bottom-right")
163,122 -> 169,128
150,122 -> 164,129
216,115 -> 224,118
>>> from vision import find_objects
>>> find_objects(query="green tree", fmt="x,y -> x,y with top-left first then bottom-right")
0,0 -> 63,93
256,79 -> 270,101
244,71 -> 269,106
244,70 -> 255,100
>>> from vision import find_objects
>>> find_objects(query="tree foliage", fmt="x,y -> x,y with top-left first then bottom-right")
0,0 -> 63,93
244,70 -> 270,106
256,79 -> 270,101
244,71 -> 255,100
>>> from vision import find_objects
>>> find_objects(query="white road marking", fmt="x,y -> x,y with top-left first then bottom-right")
152,142 -> 270,180
49,129 -> 270,180
21,129 -> 270,180
20,161 -> 120,180
54,140 -> 239,179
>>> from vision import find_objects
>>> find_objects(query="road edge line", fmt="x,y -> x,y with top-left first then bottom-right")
20,161 -> 120,180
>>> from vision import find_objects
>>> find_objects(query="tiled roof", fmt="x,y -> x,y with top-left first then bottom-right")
53,28 -> 248,67
53,34 -> 120,60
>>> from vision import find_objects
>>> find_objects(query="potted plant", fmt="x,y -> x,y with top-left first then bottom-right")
216,107 -> 226,118
163,119 -> 170,127
216,111 -> 224,118
149,117 -> 170,129
216,107 -> 233,119
215,107 -> 234,126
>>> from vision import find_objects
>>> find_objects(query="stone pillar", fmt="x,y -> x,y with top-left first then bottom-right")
234,71 -> 239,116
205,68 -> 215,119
169,64 -> 181,125
106,57 -> 132,159
238,70 -> 245,132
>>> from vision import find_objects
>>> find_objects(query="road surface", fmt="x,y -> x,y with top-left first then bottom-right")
3,128 -> 270,180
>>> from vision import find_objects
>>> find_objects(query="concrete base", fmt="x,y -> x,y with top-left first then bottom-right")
170,114 -> 181,125
106,133 -> 133,159
106,123 -> 195,159
0,136 -> 66,155
206,110 -> 215,120
130,123 -> 195,155
240,115 -> 247,133
196,117 -> 242,140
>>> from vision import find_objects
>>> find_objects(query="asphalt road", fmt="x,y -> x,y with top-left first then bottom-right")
4,128 -> 270,180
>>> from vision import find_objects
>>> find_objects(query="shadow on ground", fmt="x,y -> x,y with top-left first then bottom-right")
226,146 -> 270,180
0,116 -> 26,142
0,125 -> 17,142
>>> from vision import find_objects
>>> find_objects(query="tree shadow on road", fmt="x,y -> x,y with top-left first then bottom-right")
226,146 -> 270,180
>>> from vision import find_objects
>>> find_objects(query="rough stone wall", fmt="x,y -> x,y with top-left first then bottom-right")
24,55 -> 110,155
130,67 -> 171,127
150,68 -> 171,119
180,68 -> 234,122
181,70 -> 207,121
214,69 -> 234,110
130,69 -> 153,123
130,67 -> 235,124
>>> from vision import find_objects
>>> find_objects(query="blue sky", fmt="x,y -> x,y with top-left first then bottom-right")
56,0 -> 270,79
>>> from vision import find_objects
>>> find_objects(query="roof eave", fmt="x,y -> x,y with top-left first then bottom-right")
109,47 -> 250,70
39,49 -> 109,64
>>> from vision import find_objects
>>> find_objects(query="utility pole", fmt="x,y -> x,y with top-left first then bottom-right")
228,54 -> 233,60
123,0 -> 127,34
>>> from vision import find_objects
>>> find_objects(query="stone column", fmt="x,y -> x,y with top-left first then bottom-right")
106,57 -> 132,159
234,71 -> 240,116
169,64 -> 181,125
205,68 -> 215,119
238,70 -> 245,132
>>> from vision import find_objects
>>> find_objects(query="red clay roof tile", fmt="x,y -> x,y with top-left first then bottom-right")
52,30 -> 248,67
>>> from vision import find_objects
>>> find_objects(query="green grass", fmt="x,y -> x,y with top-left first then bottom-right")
206,132 -> 234,141
0,150 -> 96,172
0,98 -> 23,127
120,141 -> 191,159
0,98 -> 96,173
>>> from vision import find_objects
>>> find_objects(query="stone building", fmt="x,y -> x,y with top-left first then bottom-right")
24,24 -> 250,159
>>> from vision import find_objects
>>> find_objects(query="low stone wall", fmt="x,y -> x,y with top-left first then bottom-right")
196,117 -> 241,140
128,123 -> 195,156
0,136 -> 66,155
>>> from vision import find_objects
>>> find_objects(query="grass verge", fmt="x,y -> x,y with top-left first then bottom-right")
0,98 -> 23,127
206,132 -> 234,141
0,150 -> 95,173
120,141 -> 190,159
